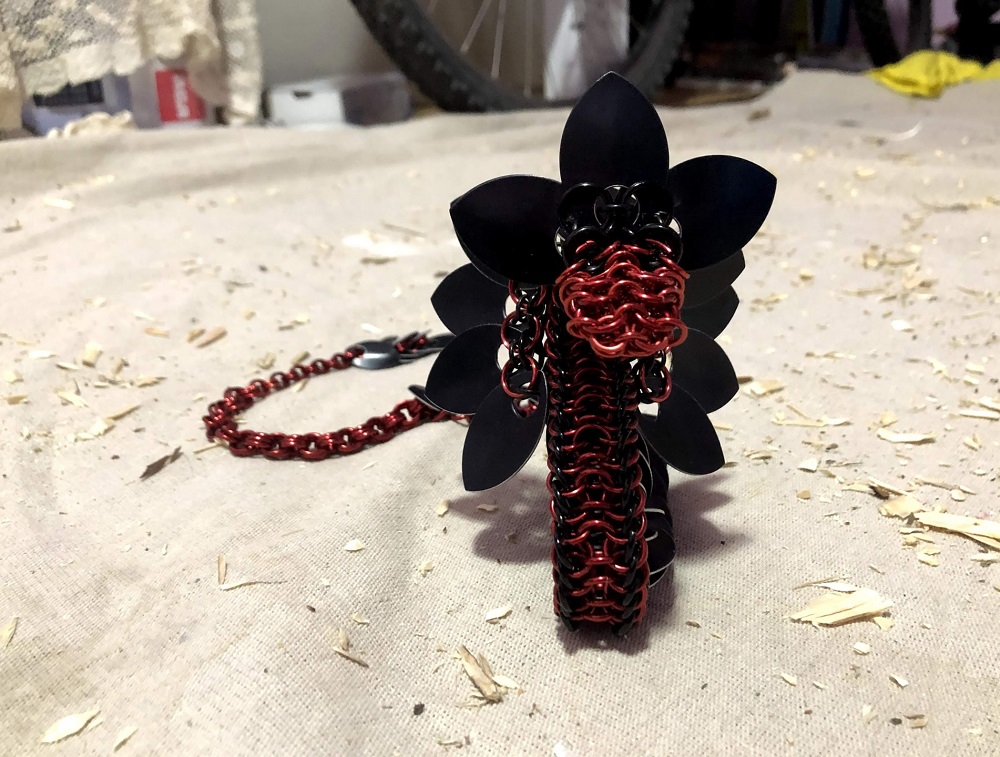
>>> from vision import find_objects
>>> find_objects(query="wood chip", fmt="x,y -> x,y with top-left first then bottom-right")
873,616 -> 894,630
344,539 -> 366,552
798,457 -> 819,472
786,588 -> 893,627
334,627 -> 369,667
815,581 -> 859,593
477,504 -> 498,513
40,708 -> 100,744
217,555 -> 227,585
889,674 -> 909,688
187,328 -> 205,343
195,327 -> 227,348
813,681 -> 827,690
113,725 -> 138,751
350,612 -> 370,625
685,619 -> 702,628
877,429 -> 935,444
868,478 -> 908,499
29,350 -> 55,359
747,378 -> 784,397
139,446 -> 182,480
907,714 -> 928,729
457,646 -> 502,702
78,342 -> 102,367
917,553 -> 940,567
257,353 -> 276,370
853,642 -> 872,655
435,499 -> 450,517
797,489 -> 812,500
879,494 -> 925,518
3,369 -> 22,384
56,361 -> 82,371
485,606 -> 512,623
780,673 -> 798,686
144,327 -> 169,338
133,376 -> 163,388
879,410 -> 898,427
418,561 -> 434,577
491,674 -> 521,690
1,616 -> 17,647
862,705 -> 877,724
970,553 -> 1000,564
891,319 -> 914,332
965,362 -> 985,374
5,394 -> 28,405
3,218 -> 22,232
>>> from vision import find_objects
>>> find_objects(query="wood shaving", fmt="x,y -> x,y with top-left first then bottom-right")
879,494 -> 925,519
1,616 -> 17,647
977,397 -> 1000,412
43,196 -> 75,210
795,575 -> 846,589
107,404 -> 140,421
879,410 -> 898,427
333,627 -> 369,667
457,646 -> 503,702
867,478 -> 908,499
344,539 -> 366,552
917,553 -> 940,567
418,561 -> 434,577
187,328 -> 205,343
350,612 -> 370,625
133,310 -> 155,321
950,489 -> 967,502
435,500 -> 450,517
2,218 -> 22,232
891,319 -> 914,332
877,429 -> 935,444
3,369 -> 22,384
797,490 -> 812,500
813,681 -> 827,690
217,555 -> 227,585
853,642 -> 872,655
113,725 -> 138,751
747,378 -> 784,397
40,707 -> 100,744
907,714 -> 928,729
5,394 -> 28,405
139,446 -> 182,480
257,353 -> 276,370
56,361 -> 82,371
889,674 -> 909,688
144,327 -> 169,338
218,579 -> 286,591
965,362 -> 985,374
786,588 -> 893,627
84,417 -> 115,438
780,673 -> 798,686
798,458 -> 819,472
29,350 -> 55,359
815,581 -> 859,593
56,390 -> 88,408
914,511 -> 1000,544
711,420 -> 733,431
855,167 -> 876,179
799,268 -> 814,281
685,619 -> 702,628
485,606 -> 512,623
195,327 -> 227,348
873,616 -> 894,630
970,553 -> 1000,564
960,408 -> 1000,421
133,376 -> 162,388
477,504 -> 498,513
862,705 -> 877,724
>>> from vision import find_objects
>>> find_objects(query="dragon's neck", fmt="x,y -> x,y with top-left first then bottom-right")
544,303 -> 649,633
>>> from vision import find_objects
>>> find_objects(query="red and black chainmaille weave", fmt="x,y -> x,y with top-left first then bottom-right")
203,241 -> 687,634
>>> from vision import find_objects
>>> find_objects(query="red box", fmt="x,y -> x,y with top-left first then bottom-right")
154,69 -> 206,123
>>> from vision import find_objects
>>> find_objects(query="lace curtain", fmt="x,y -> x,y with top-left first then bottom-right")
0,0 -> 262,130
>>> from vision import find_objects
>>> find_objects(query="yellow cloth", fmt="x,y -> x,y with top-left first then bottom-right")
868,50 -> 1000,97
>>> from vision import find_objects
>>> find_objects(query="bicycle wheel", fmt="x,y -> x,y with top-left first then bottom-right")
348,0 -> 693,111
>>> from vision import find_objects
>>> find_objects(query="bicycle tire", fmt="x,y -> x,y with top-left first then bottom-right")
348,0 -> 693,111
853,0 -> 901,66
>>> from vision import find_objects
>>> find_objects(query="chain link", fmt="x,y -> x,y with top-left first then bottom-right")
203,337 -> 465,461
500,282 -> 548,400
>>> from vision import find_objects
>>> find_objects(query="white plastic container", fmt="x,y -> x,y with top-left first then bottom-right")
266,71 -> 412,128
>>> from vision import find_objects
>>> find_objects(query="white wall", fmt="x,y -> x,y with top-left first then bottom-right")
256,0 -> 395,86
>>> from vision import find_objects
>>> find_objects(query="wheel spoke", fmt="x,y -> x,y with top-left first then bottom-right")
492,0 -> 507,79
461,0 -> 495,55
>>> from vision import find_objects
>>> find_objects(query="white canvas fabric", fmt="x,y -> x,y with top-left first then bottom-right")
1,71 -> 998,756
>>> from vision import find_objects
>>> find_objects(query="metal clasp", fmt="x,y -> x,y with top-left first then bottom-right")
351,332 -> 453,370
